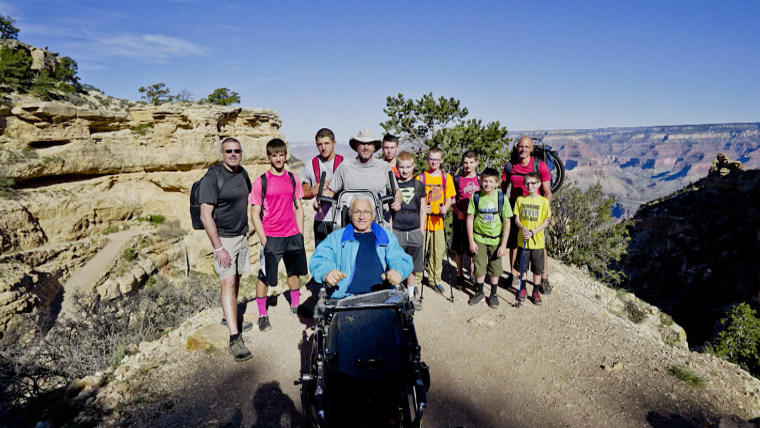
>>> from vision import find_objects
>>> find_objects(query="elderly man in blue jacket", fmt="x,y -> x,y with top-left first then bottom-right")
309,195 -> 413,298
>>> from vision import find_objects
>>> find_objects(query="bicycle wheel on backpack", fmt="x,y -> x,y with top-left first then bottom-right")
547,150 -> 565,193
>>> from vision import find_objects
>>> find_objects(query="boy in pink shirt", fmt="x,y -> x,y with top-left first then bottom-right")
250,139 -> 307,331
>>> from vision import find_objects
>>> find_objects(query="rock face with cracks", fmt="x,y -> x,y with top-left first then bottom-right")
0,93 -> 287,336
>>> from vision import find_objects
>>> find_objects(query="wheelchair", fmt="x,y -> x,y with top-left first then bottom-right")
316,170 -> 397,229
300,287 -> 430,427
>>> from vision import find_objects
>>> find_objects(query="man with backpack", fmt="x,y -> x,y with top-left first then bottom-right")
382,133 -> 401,178
323,129 -> 402,227
198,137 -> 254,362
501,135 -> 554,294
301,128 -> 343,247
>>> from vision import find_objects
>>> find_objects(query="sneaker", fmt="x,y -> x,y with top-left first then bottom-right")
468,292 -> 485,306
258,315 -> 272,332
412,298 -> 423,311
488,294 -> 500,308
532,291 -> 543,306
228,335 -> 252,362
434,284 -> 445,295
290,305 -> 298,315
518,288 -> 527,302
540,278 -> 552,295
221,319 -> 253,332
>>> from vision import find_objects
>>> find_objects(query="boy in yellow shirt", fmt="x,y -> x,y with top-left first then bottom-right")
513,172 -> 552,305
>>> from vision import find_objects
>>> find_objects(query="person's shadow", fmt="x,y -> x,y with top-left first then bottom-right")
250,381 -> 305,428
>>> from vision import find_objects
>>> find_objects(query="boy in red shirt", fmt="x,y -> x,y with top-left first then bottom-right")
451,151 -> 480,287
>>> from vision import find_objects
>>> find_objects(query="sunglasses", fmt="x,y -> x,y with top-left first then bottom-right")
224,149 -> 242,154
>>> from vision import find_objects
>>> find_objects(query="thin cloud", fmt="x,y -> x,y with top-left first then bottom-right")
92,33 -> 207,63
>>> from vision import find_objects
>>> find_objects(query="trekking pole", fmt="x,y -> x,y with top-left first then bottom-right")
441,212 -> 454,303
516,238 -> 528,308
420,211 -> 430,302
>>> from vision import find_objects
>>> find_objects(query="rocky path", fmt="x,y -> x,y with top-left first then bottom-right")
85,257 -> 760,428
59,231 -> 135,317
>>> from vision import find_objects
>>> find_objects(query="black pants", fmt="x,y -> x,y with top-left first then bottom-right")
314,220 -> 334,248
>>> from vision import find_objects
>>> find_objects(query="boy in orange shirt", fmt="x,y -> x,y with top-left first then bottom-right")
417,147 -> 456,295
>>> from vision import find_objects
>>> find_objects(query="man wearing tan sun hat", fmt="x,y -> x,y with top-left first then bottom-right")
321,129 -> 402,227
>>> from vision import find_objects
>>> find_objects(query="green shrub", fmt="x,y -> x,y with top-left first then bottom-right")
623,299 -> 647,324
132,123 -> 151,135
1,14 -> 20,39
201,87 -> 240,106
0,45 -> 33,93
0,273 -> 218,424
136,214 -> 166,226
712,302 -> 760,376
0,173 -> 17,198
669,365 -> 707,387
122,248 -> 137,261
547,181 -> 631,286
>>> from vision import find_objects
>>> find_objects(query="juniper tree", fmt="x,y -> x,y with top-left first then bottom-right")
380,92 -> 510,173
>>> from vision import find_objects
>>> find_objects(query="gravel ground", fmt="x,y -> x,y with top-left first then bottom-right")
95,256 -> 760,428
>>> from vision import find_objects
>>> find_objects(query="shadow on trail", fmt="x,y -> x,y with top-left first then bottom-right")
646,411 -> 696,428
250,382 -> 305,428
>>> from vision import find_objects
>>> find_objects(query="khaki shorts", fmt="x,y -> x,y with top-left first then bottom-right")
473,240 -> 504,279
214,235 -> 251,280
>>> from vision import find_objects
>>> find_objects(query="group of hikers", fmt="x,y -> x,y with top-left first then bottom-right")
197,129 -> 553,362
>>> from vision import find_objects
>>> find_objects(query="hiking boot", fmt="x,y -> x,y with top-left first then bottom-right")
532,291 -> 543,306
258,315 -> 272,332
221,318 -> 253,332
540,278 -> 552,295
488,294 -> 500,308
434,284 -> 445,295
468,292 -> 485,306
228,335 -> 252,362
518,288 -> 527,302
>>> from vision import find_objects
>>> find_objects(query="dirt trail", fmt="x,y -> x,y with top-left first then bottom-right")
99,254 -> 760,428
59,231 -> 135,317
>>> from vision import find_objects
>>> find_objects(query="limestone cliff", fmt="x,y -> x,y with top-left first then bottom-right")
0,92 -> 287,335
624,154 -> 760,345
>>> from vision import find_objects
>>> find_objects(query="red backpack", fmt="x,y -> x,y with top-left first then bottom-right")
312,154 -> 343,184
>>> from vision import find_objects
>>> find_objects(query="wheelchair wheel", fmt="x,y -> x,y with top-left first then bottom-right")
547,149 -> 565,193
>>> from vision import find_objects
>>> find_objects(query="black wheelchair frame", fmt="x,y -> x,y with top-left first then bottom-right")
300,288 -> 430,427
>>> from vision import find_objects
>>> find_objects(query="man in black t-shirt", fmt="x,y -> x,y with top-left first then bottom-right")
198,137 -> 253,362
391,151 -> 427,306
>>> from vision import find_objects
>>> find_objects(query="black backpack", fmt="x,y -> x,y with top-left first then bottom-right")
471,190 -> 506,240
190,164 -> 251,230
258,171 -> 298,219
503,139 -> 565,193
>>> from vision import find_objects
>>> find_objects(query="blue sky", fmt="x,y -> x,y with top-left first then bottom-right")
4,0 -> 759,144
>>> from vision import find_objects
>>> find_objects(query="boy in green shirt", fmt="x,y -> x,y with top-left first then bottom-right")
466,167 -> 513,308
513,172 -> 552,305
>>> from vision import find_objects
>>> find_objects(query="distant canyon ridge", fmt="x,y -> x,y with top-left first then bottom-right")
522,123 -> 760,216
291,123 -> 759,217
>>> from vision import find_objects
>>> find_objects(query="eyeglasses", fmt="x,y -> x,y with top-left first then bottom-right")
351,210 -> 374,217
525,181 -> 540,186
427,158 -> 442,163
224,149 -> 242,154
